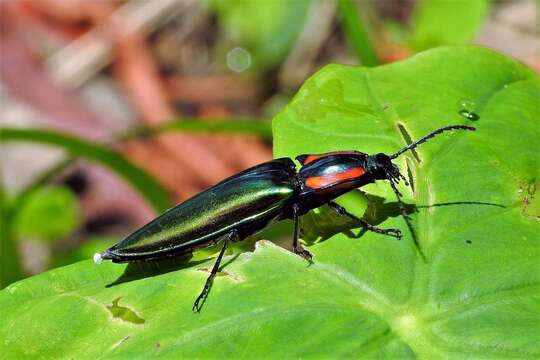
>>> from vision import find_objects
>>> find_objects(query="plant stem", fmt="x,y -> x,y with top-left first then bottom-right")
0,128 -> 170,212
0,188 -> 22,288
338,0 -> 379,66
118,118 -> 272,143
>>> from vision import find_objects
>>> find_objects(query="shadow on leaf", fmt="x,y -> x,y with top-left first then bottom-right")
106,254 -> 206,288
301,194 -> 505,246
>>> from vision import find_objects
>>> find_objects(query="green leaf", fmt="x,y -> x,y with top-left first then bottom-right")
0,128 -> 170,213
274,45 -> 540,357
409,0 -> 490,51
211,0 -> 310,69
13,186 -> 81,242
1,46 -> 539,358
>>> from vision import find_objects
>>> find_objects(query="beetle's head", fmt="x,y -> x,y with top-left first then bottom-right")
366,152 -> 403,184
366,125 -> 476,191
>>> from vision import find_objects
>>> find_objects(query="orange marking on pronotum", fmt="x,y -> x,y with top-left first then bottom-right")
305,167 -> 365,189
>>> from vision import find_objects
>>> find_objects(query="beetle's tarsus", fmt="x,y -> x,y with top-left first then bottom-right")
291,204 -> 313,263
191,290 -> 206,313
294,246 -> 313,262
328,201 -> 403,240
192,294 -> 205,313
361,223 -> 402,240
384,228 -> 402,240
192,276 -> 211,313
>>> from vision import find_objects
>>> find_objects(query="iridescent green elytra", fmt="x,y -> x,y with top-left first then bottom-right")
98,158 -> 297,262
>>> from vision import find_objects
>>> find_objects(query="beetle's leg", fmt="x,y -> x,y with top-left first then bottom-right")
192,229 -> 238,313
292,204 -> 313,262
328,201 -> 402,240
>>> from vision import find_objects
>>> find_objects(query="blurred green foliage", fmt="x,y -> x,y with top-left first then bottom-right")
408,0 -> 490,51
340,0 -> 490,65
211,0 -> 310,69
210,0 -> 493,69
14,186 -> 81,243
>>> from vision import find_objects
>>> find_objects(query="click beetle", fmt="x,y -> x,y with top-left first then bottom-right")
94,124 -> 475,311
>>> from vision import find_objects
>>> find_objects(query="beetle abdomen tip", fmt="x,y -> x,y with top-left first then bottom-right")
93,252 -> 103,264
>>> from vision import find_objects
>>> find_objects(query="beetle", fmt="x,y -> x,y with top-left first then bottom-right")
94,124 -> 475,312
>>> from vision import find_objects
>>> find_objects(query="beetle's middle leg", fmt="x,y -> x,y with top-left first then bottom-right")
328,201 -> 402,240
192,229 -> 239,312
292,204 -> 313,262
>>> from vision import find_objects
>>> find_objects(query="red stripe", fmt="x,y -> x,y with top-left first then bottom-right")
305,167 -> 365,189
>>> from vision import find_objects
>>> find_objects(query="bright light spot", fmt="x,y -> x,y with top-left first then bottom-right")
93,252 -> 103,264
397,314 -> 417,330
227,47 -> 251,73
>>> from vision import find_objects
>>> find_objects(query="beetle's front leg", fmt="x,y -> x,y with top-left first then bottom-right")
292,204 -> 313,262
193,229 -> 239,313
328,201 -> 402,240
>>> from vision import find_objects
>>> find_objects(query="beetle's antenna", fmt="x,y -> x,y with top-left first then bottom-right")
390,125 -> 475,159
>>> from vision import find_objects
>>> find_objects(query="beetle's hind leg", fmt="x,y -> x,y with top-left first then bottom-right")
192,229 -> 239,313
328,201 -> 402,240
292,204 -> 313,262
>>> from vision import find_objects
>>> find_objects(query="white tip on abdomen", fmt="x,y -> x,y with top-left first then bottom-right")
93,252 -> 103,264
